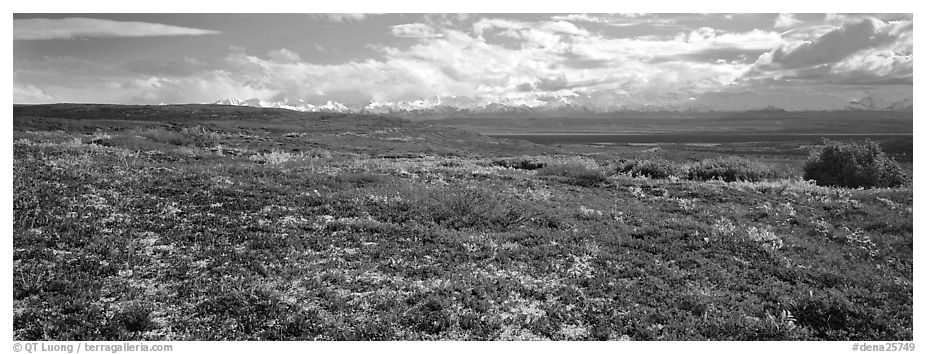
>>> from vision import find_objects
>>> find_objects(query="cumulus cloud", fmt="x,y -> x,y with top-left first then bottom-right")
549,14 -> 610,24
14,83 -> 54,103
13,14 -> 911,108
14,17 -> 220,40
761,18 -> 912,69
474,18 -> 589,38
390,23 -> 443,38
13,18 -> 781,106
829,47 -> 913,85
315,13 -> 371,22
774,13 -> 802,29
769,18 -> 901,69
267,48 -> 302,63
748,16 -> 912,87
566,26 -> 783,64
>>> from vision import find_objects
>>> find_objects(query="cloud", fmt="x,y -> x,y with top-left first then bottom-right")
766,18 -> 909,69
774,13 -> 802,29
828,47 -> 913,85
14,83 -> 54,103
474,17 -> 589,38
539,21 -> 589,36
549,14 -> 610,24
564,27 -> 783,64
267,48 -> 302,63
652,48 -> 769,64
13,21 -> 779,106
746,16 -> 912,87
13,14 -> 911,108
14,17 -> 220,40
16,55 -> 117,79
314,13 -> 371,22
19,71 -> 278,105
390,23 -> 443,38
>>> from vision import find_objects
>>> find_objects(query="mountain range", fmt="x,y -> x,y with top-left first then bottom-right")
213,92 -> 912,118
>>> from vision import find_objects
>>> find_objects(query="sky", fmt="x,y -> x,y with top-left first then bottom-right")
12,13 -> 914,110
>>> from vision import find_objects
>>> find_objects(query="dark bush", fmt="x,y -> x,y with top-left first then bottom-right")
803,139 -> 909,188
418,186 -> 530,231
493,156 -> 546,170
687,156 -> 779,182
138,126 -> 219,148
612,159 -> 685,179
537,162 -> 607,187
116,303 -> 156,333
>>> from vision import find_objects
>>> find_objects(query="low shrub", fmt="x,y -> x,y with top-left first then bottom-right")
537,162 -> 607,187
493,156 -> 546,170
138,126 -> 220,148
803,139 -> 909,188
611,159 -> 685,179
687,156 -> 779,182
89,134 -> 169,152
418,187 -> 530,231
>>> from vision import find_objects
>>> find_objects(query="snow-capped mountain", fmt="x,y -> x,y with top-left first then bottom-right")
847,95 -> 913,111
211,98 -> 351,113
213,98 -> 251,106
212,92 -> 912,117
886,98 -> 913,111
848,95 -> 889,110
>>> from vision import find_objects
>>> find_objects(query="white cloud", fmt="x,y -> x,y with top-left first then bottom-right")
767,18 -> 908,69
474,17 -> 589,38
566,27 -> 783,63
539,21 -> 589,36
829,47 -> 912,84
14,14 -> 911,108
774,13 -> 802,29
13,83 -> 54,103
316,13 -> 370,23
748,16 -> 913,86
267,48 -> 302,63
549,14 -> 609,24
13,21 -> 784,106
14,17 -> 220,40
390,23 -> 443,38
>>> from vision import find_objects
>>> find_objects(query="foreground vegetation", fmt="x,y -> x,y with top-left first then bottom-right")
13,106 -> 913,341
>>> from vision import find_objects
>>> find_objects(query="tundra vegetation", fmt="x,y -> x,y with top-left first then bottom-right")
13,105 -> 912,341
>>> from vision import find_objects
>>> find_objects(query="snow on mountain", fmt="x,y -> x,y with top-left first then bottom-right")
847,95 -> 890,110
213,92 -> 911,117
211,98 -> 354,113
846,95 -> 912,111
363,97 -> 445,114
318,100 -> 351,113
214,98 -> 252,106
886,98 -> 913,111
693,91 -> 847,111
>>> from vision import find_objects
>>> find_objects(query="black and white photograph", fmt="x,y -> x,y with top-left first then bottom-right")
9,5 -> 917,350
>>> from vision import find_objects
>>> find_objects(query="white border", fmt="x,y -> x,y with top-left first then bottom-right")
5,2 -> 921,353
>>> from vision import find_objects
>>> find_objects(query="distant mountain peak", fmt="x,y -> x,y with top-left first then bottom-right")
212,92 -> 912,117
748,105 -> 788,112
887,98 -> 913,111
214,98 -> 250,106
847,95 -> 912,111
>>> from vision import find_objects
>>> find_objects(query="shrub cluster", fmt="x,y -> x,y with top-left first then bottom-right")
137,126 -> 220,148
687,156 -> 780,182
372,184 -> 562,231
611,159 -> 685,179
536,162 -> 608,187
803,139 -> 909,188
492,156 -> 546,170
